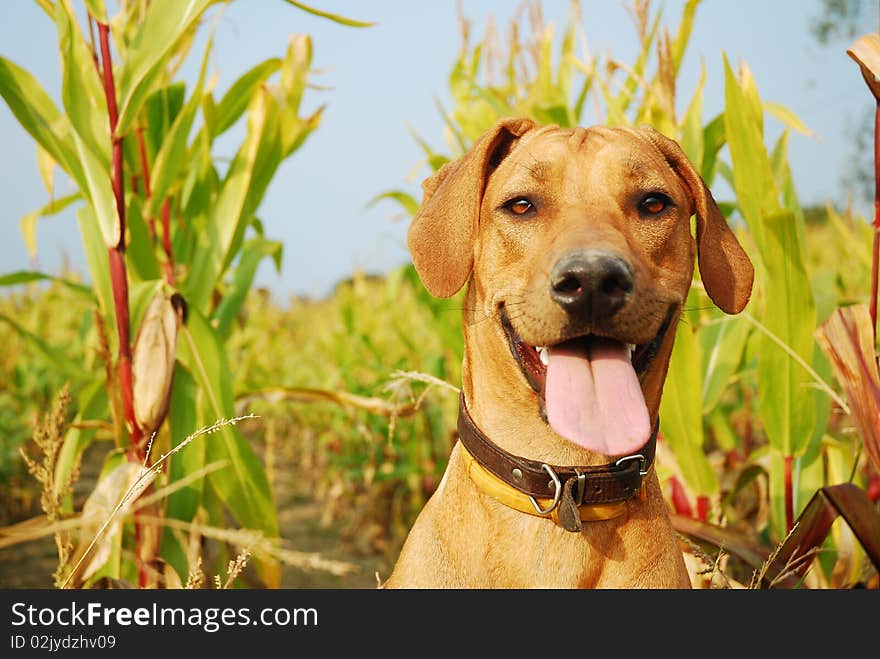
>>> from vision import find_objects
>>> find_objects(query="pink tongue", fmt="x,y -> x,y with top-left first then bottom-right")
545,338 -> 650,456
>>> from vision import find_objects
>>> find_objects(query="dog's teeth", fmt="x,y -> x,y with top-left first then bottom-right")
537,346 -> 549,366
626,343 -> 635,358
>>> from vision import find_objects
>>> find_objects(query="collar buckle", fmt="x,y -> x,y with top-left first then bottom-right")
615,453 -> 648,478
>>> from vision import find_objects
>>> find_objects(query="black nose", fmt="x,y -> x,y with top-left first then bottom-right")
550,250 -> 633,316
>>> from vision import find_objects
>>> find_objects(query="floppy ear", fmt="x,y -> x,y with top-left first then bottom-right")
407,117 -> 537,298
634,125 -> 754,314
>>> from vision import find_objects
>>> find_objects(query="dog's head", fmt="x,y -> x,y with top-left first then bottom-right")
408,118 -> 753,458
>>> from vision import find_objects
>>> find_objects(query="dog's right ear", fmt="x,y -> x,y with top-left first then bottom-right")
407,117 -> 536,298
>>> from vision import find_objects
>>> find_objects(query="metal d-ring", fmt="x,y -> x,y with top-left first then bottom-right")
615,453 -> 648,476
528,463 -> 562,515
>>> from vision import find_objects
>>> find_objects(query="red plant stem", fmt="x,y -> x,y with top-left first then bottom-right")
668,476 -> 694,518
161,198 -> 174,285
98,22 -> 140,446
97,21 -> 149,588
784,455 -> 794,533
695,495 -> 710,522
871,99 -> 880,341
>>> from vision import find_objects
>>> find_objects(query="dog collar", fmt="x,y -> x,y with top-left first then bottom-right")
457,392 -> 657,532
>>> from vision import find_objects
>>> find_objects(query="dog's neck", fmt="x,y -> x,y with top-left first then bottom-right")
460,288 -> 679,468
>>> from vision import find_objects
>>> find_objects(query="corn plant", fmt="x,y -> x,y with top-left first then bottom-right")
0,0 -> 370,587
378,0 -> 879,586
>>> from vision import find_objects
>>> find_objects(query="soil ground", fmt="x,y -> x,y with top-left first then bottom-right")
0,442 -> 395,589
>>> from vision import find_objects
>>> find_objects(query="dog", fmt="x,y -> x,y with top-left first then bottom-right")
384,118 -> 753,588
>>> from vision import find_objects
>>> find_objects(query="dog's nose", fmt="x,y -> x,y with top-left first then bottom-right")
550,250 -> 633,316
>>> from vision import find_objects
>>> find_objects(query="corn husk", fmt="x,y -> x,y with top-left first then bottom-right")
132,292 -> 186,435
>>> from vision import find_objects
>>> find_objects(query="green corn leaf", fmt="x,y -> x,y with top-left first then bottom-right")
280,35 -> 311,117
211,237 -> 282,339
738,62 -> 764,136
434,97 -> 470,154
770,135 -> 834,455
126,198 -> 161,282
0,313 -> 86,381
185,89 -> 281,311
826,203 -> 873,270
213,58 -> 281,138
0,270 -> 95,302
56,2 -> 109,166
708,406 -> 739,452
83,0 -> 107,23
115,0 -> 214,137
680,60 -> 706,166
764,101 -> 816,138
557,18 -> 576,103
72,130 -> 119,247
228,101 -> 285,266
34,0 -> 54,17
534,103 -> 573,128
280,0 -> 375,27
700,314 -> 751,415
670,0 -> 700,75
161,364 -> 204,580
282,103 -> 322,158
146,40 -> 212,219
36,144 -> 56,195
56,380 -> 109,513
176,307 -> 279,586
535,24 -> 555,101
20,192 -> 81,258
756,210 -> 817,457
659,305 -> 719,495
723,54 -> 780,255
77,206 -> 113,318
0,56 -> 82,185
700,112 -> 725,184
144,83 -> 186,161
365,190 -> 420,218
467,78 -> 515,124
770,129 -> 809,254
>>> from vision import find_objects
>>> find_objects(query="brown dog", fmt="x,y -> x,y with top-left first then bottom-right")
385,118 -> 753,588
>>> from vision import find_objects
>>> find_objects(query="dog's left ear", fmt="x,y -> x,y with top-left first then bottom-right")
634,125 -> 754,314
408,117 -> 537,298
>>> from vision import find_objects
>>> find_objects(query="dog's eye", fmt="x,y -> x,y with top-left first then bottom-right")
504,198 -> 534,217
639,194 -> 670,215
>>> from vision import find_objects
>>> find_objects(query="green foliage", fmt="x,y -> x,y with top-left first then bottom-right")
378,0 -> 876,582
2,0 -> 876,589
0,0 -> 369,587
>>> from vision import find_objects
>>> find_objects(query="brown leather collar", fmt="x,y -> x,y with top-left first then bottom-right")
457,392 -> 657,531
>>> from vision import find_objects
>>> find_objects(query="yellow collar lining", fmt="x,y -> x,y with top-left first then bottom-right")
461,443 -> 649,526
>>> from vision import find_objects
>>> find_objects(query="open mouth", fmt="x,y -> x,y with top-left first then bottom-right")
500,305 -> 676,456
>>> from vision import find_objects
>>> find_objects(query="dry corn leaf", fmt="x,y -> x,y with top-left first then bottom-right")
847,32 -> 880,101
671,513 -> 769,572
68,461 -> 155,585
814,304 -> 880,472
754,483 -> 880,589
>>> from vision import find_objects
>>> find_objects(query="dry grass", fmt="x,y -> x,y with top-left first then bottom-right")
18,384 -> 79,588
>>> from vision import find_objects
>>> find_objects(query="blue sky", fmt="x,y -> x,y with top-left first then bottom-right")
0,1 -> 873,301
